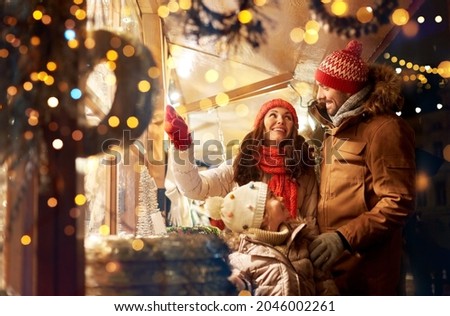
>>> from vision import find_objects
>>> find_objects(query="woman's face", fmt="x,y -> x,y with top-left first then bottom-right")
316,82 -> 351,116
263,107 -> 295,144
263,190 -> 290,232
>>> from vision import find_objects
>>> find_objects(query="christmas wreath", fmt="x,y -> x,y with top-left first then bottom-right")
309,0 -> 398,38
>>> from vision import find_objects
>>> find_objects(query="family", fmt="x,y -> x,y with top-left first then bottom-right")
164,40 -> 416,296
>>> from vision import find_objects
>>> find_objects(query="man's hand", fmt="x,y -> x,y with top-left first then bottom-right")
309,232 -> 344,271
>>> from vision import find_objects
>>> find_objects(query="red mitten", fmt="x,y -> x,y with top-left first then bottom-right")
164,105 -> 192,150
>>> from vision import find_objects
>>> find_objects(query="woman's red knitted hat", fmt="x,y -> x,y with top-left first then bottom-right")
254,98 -> 299,128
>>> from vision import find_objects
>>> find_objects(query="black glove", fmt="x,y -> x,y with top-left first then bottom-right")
309,232 -> 344,271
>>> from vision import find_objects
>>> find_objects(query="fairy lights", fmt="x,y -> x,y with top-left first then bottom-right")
309,0 -> 399,38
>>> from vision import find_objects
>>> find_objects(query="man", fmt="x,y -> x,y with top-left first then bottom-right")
308,40 -> 416,295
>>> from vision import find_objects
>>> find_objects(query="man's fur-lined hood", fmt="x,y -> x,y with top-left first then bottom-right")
362,64 -> 404,116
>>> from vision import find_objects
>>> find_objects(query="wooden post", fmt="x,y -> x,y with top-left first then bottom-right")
105,155 -> 118,235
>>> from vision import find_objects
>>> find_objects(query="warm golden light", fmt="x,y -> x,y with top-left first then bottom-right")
215,92 -> 229,107
138,80 -> 151,92
132,239 -> 145,251
47,61 -> 57,71
179,0 -> 192,10
32,10 -> 43,20
123,45 -> 135,57
199,98 -> 213,110
84,37 -> 95,49
99,225 -> 110,236
443,145 -> 450,162
106,261 -> 120,273
24,131 -> 34,140
47,197 -> 58,208
7,86 -> 18,96
438,60 -> 450,78
392,8 -> 410,26
402,21 -> 419,37
30,36 -> 40,46
44,75 -> 55,86
416,172 -> 430,191
68,39 -> 79,48
21,235 -> 32,246
106,50 -> 118,61
290,27 -> 305,43
238,10 -> 253,24
158,5 -> 170,18
305,20 -> 320,32
356,6 -> 373,23
127,116 -> 139,129
205,69 -> 219,83
148,67 -> 160,79
75,194 -> 87,206
331,0 -> 348,16
0,48 -> 9,58
75,9 -> 86,20
108,116 -> 120,127
41,15 -> 51,25
28,115 -> 39,126
167,1 -> 180,12
304,29 -> 319,44
23,81 -> 33,91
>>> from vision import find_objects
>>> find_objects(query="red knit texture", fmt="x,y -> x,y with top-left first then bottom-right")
259,146 -> 298,219
254,98 -> 298,128
315,40 -> 368,94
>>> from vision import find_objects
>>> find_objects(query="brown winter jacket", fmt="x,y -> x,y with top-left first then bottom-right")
225,221 -> 339,296
308,64 -> 416,295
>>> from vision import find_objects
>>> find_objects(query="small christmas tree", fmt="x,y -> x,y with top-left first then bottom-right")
136,166 -> 166,237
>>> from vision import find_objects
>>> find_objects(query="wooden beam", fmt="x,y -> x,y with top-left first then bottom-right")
183,72 -> 293,113
136,0 -> 159,14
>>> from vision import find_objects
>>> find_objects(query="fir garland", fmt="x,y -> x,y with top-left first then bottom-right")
309,0 -> 398,38
181,0 -> 276,53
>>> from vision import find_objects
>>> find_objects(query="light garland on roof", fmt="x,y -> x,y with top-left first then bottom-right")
173,0 -> 276,54
383,52 -> 449,89
309,0 -> 398,38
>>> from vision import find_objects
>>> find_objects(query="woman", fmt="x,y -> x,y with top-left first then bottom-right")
164,98 -> 317,221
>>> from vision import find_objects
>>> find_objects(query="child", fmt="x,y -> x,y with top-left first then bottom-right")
205,181 -> 339,296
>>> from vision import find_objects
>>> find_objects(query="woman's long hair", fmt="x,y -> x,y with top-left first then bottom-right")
232,121 -> 314,186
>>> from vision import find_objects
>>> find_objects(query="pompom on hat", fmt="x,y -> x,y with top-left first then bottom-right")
254,98 -> 299,128
315,40 -> 369,94
204,182 -> 268,233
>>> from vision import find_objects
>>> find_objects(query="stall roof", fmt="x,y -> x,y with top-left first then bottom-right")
136,0 -> 441,160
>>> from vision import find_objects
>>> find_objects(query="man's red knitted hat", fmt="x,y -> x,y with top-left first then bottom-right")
254,98 -> 298,128
315,40 -> 369,94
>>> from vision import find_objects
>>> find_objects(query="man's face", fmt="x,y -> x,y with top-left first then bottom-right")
316,82 -> 351,116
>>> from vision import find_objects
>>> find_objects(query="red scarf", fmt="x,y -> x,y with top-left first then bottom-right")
259,146 -> 298,218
